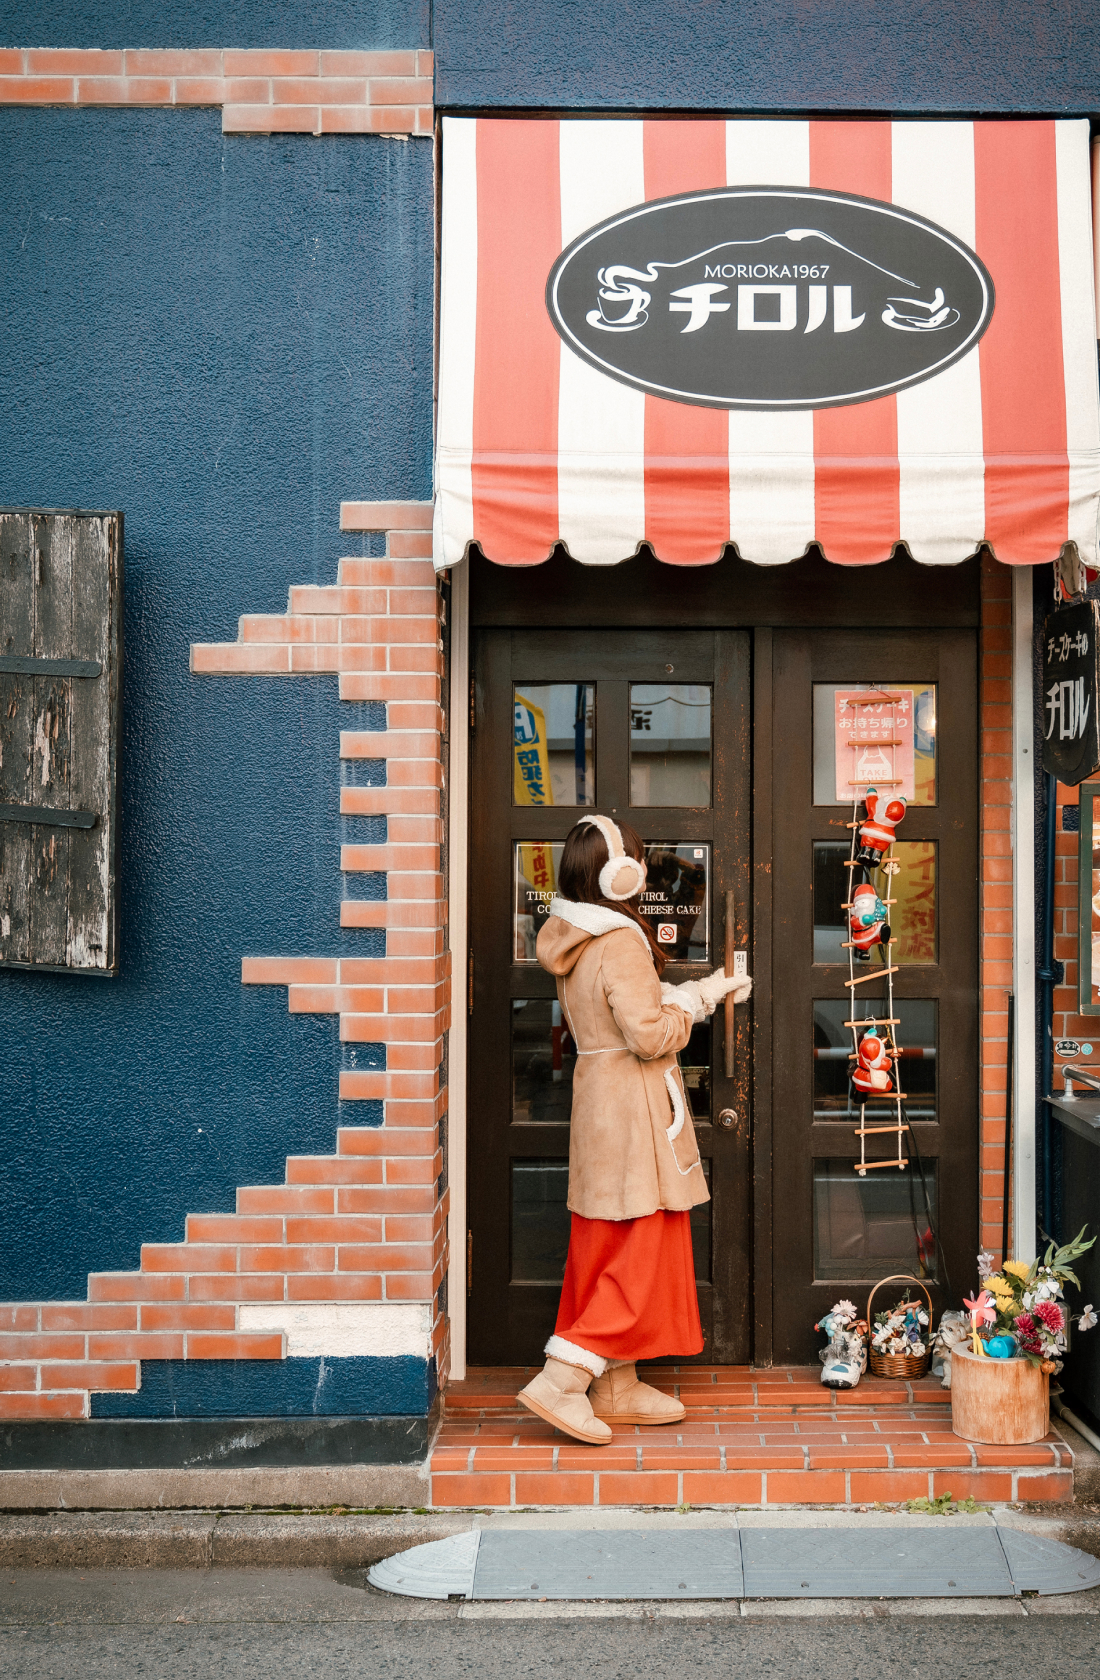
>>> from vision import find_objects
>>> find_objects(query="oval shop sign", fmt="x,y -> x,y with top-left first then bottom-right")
545,188 -> 995,410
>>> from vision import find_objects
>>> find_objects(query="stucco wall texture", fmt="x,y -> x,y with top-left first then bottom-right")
0,106 -> 434,1303
434,0 -> 1100,112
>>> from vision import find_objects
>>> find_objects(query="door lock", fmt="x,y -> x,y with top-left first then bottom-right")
717,1107 -> 738,1129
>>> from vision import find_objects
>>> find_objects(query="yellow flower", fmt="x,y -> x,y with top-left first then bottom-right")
989,1279 -> 1015,1304
1003,1261 -> 1030,1279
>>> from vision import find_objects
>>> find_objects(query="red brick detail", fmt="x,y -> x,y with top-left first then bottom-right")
979,553 -> 1014,1262
0,49 -> 433,134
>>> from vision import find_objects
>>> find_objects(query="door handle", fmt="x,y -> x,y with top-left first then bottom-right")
724,888 -> 736,1079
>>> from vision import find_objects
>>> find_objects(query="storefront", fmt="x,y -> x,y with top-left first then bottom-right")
437,116 -> 1100,1374
5,6 -> 1100,1503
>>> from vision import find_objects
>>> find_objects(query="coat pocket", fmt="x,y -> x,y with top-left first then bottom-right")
662,1067 -> 701,1177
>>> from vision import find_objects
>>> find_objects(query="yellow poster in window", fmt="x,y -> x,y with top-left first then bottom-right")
513,694 -> 554,807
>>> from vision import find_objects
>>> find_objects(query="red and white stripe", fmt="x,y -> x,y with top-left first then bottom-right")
436,117 -> 1100,570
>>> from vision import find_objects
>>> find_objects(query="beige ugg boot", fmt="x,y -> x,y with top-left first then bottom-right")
517,1358 -> 613,1445
589,1362 -> 686,1426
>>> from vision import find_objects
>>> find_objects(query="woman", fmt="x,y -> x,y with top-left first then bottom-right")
518,815 -> 751,1445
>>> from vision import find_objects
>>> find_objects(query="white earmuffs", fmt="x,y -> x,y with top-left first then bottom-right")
581,815 -> 647,902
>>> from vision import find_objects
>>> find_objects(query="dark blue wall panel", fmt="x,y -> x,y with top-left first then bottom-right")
91,1356 -> 436,1418
435,0 -> 1100,114
0,108 -> 434,1302
1,1 -> 428,50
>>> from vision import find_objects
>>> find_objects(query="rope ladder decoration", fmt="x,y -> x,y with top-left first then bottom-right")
840,687 -> 909,1177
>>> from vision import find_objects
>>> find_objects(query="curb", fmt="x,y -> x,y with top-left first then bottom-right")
0,1510 -> 468,1570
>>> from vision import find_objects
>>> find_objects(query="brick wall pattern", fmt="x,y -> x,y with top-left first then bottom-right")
979,553 -> 1013,1264
0,504 -> 449,1419
0,48 -> 433,135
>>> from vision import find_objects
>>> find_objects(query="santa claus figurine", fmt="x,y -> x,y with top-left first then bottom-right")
852,1026 -> 894,1095
848,882 -> 889,961
855,787 -> 906,867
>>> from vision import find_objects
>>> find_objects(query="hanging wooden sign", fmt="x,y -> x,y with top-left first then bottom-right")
1042,599 -> 1100,785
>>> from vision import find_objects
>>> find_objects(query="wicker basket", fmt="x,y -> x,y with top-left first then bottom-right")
866,1275 -> 934,1379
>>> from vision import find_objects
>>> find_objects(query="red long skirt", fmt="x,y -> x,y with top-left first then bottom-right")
553,1208 -> 704,1362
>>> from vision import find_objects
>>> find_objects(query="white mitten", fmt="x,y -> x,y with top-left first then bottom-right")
694,967 -> 753,1013
661,979 -> 707,1024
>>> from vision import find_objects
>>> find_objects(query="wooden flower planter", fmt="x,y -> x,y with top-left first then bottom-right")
950,1344 -> 1050,1444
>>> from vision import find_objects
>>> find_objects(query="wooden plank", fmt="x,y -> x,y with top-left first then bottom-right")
29,512 -> 72,968
67,514 -> 115,970
0,511 -> 33,964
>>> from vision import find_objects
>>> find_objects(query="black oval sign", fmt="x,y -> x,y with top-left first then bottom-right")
546,187 -> 995,410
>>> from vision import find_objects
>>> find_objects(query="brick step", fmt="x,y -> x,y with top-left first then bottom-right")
429,1366 -> 1074,1509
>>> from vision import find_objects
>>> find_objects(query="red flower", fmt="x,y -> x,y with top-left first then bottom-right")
1015,1312 -> 1035,1334
1034,1300 -> 1064,1333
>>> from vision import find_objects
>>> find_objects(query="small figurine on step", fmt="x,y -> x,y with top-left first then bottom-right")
852,1026 -> 894,1095
855,788 -> 907,868
848,883 -> 890,962
815,1299 -> 867,1389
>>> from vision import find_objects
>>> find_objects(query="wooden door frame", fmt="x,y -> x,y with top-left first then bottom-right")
463,626 -> 752,1367
447,550 -> 983,1374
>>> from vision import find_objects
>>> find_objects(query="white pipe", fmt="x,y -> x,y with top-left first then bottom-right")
1012,565 -> 1037,1263
1052,1395 -> 1100,1455
445,560 -> 470,1382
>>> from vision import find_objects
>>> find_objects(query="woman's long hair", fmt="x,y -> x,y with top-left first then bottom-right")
557,818 -> 667,975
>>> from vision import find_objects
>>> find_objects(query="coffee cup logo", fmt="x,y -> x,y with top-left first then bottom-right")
546,187 -> 993,410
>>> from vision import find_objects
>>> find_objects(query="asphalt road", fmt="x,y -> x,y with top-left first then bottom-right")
3,1568 -> 1100,1680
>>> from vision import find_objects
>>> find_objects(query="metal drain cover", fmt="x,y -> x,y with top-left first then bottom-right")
740,1526 -> 1011,1598
366,1524 -> 1100,1602
470,1528 -> 742,1600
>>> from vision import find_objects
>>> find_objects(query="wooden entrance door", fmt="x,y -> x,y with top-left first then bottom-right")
768,629 -> 979,1361
467,629 -> 751,1367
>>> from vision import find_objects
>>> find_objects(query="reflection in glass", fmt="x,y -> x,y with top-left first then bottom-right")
511,1160 -> 713,1284
690,1160 -> 712,1283
813,1158 -> 939,1281
512,1160 -> 571,1282
638,843 -> 710,963
514,841 -> 564,961
514,840 -> 710,963
630,685 -> 712,806
813,840 -> 936,966
512,998 -> 576,1125
813,998 -> 937,1122
812,682 -> 937,807
513,684 -> 595,807
681,1020 -> 712,1122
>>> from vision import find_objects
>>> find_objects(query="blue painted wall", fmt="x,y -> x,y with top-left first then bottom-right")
1,1 -> 428,50
0,107 -> 434,1303
91,1355 -> 436,1418
435,0 -> 1100,113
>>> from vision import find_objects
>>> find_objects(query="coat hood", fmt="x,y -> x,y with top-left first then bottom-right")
536,896 -> 651,976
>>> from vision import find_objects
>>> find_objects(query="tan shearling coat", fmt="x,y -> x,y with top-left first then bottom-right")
537,898 -> 710,1221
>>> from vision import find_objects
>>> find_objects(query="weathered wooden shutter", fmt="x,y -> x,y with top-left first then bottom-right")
0,509 -> 123,974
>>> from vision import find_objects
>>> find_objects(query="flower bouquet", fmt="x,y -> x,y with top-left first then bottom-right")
950,1228 -> 1096,1445
964,1228 -> 1096,1375
866,1275 -> 934,1379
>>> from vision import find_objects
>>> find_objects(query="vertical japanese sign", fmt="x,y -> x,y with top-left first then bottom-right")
513,694 -> 553,806
1042,601 -> 1100,785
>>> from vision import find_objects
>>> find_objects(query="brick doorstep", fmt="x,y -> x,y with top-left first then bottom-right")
428,1366 -> 1075,1509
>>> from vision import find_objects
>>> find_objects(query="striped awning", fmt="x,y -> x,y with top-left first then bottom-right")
435,117 -> 1100,569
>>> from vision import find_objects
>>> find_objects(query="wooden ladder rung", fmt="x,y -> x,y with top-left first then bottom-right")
855,1159 -> 909,1173
846,966 -> 900,987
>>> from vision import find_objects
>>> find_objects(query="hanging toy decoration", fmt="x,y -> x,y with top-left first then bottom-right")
852,1026 -> 894,1095
848,882 -> 890,962
855,788 -> 907,868
841,692 -> 911,1180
